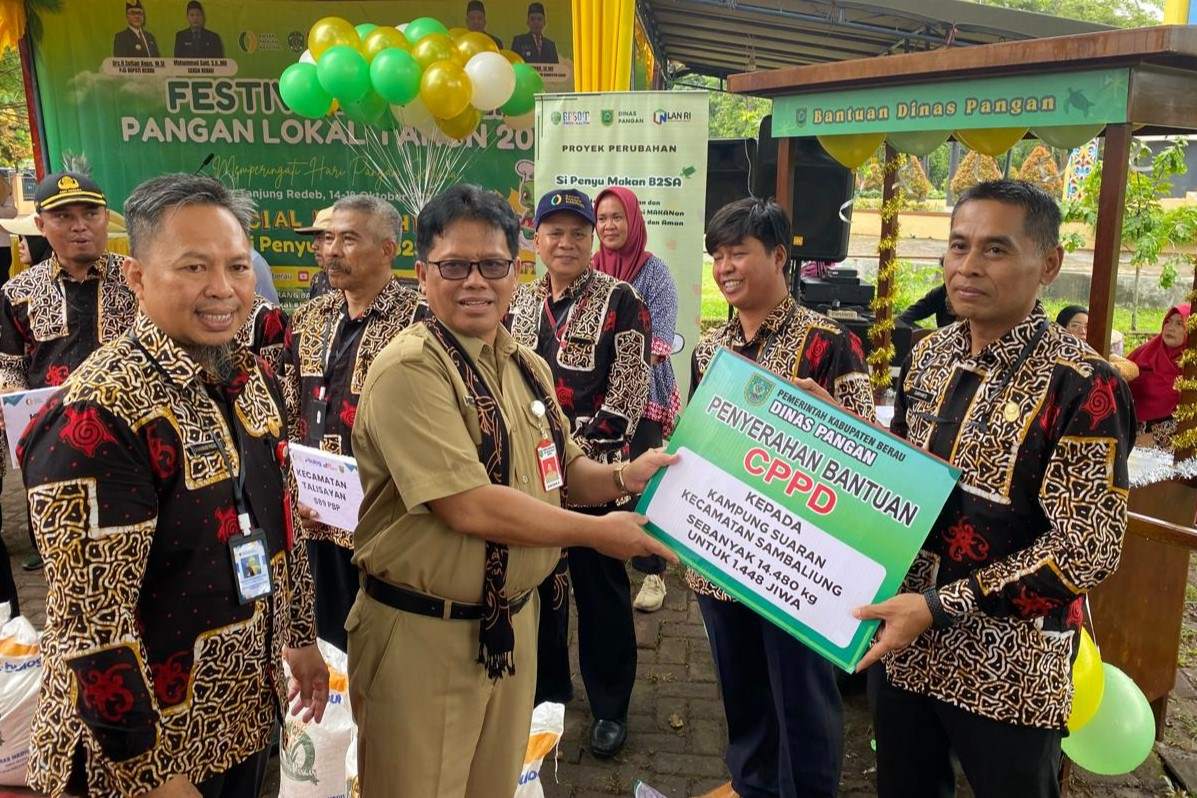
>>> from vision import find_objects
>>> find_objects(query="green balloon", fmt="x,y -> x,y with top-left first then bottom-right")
341,91 -> 390,128
1034,124 -> 1106,150
886,130 -> 951,157
370,48 -> 423,106
355,23 -> 378,39
317,44 -> 371,103
1061,664 -> 1155,776
279,62 -> 332,119
404,17 -> 449,45
499,63 -> 544,116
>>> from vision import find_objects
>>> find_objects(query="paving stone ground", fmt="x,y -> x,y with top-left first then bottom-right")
4,466 -> 1194,797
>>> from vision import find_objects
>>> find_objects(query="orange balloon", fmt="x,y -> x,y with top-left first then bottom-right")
499,48 -> 524,64
362,26 -> 410,61
436,106 -> 482,140
447,26 -> 469,40
420,59 -> 473,119
411,32 -> 456,70
308,16 -> 359,59
455,31 -> 499,64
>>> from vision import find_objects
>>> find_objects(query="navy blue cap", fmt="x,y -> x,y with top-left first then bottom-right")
534,189 -> 595,228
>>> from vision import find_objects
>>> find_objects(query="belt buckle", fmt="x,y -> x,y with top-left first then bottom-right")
441,597 -> 453,620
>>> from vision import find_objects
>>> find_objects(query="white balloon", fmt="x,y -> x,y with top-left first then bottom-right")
465,51 -> 516,111
299,48 -> 315,65
396,23 -> 408,32
399,98 -> 440,137
504,110 -> 534,130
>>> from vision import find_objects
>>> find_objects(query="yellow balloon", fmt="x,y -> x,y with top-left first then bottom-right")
447,26 -> 469,40
455,31 -> 499,64
411,33 -> 456,70
362,26 -> 410,61
816,133 -> 885,170
420,59 -> 473,119
436,106 -> 482,140
1068,628 -> 1104,733
499,48 -> 524,65
955,127 -> 1028,157
308,16 -> 360,59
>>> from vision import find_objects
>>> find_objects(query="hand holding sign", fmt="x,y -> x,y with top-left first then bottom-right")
622,447 -> 679,494
591,512 -> 679,564
851,593 -> 934,671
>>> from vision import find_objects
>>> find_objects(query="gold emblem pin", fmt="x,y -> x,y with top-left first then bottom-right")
58,175 -> 80,191
1003,401 -> 1020,423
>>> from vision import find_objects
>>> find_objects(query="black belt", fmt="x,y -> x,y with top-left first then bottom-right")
364,576 -> 533,620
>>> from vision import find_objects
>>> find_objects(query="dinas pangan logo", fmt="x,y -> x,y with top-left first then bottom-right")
280,722 -> 319,785
744,374 -> 772,406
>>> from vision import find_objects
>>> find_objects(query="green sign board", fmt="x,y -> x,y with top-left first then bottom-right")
773,68 -> 1129,137
637,349 -> 960,672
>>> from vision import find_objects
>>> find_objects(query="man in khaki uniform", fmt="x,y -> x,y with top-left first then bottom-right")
348,184 -> 675,797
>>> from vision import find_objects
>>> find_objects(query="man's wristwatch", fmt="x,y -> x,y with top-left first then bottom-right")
613,463 -> 629,494
922,588 -> 956,629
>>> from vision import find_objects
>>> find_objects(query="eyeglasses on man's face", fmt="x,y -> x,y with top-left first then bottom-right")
425,258 -> 514,280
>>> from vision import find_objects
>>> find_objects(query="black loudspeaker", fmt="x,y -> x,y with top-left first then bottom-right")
789,136 -> 854,261
752,116 -> 853,261
705,138 -> 756,226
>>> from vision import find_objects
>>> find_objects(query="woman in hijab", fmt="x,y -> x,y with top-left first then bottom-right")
593,186 -> 679,612
1128,303 -> 1190,450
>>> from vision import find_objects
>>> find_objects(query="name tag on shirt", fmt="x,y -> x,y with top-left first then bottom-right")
906,386 -> 936,403
229,530 -> 274,604
537,438 -> 563,492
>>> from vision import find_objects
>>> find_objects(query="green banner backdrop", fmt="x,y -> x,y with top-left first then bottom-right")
30,0 -> 573,308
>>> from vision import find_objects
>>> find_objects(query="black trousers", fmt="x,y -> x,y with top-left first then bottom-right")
698,593 -> 842,798
868,665 -> 1063,798
307,539 -> 358,653
534,535 -> 638,720
628,419 -> 666,576
69,745 -> 270,797
0,475 -> 17,618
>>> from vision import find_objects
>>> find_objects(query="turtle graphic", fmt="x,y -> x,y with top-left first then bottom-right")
1067,89 -> 1094,117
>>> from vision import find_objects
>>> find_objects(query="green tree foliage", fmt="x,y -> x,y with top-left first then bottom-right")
673,74 -> 771,140
1063,138 -> 1197,330
974,0 -> 1163,28
0,47 -> 31,167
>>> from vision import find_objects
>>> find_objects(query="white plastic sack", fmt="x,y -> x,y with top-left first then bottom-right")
343,731 -> 358,798
0,603 -> 42,786
280,639 -> 355,798
514,702 -> 565,797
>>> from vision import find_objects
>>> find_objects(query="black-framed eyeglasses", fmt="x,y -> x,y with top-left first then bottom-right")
426,259 -> 514,280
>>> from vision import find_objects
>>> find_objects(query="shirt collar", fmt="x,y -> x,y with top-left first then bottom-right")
956,301 -> 1049,369
541,267 -> 595,303
724,294 -> 797,348
49,252 -> 119,283
446,323 -> 517,366
131,313 -> 256,389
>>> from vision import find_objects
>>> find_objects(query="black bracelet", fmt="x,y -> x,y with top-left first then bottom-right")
923,588 -> 956,630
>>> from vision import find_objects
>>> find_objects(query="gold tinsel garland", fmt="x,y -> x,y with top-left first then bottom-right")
1168,287 -> 1197,452
867,166 -> 903,391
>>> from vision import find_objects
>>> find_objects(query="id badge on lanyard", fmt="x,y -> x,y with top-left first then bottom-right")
212,431 -> 275,605
529,399 -> 562,492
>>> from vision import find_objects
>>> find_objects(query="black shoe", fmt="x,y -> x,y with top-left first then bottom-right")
589,718 -> 627,759
21,553 -> 43,571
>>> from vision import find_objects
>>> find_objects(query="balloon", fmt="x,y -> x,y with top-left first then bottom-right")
317,45 -> 371,103
1062,664 -> 1155,776
404,16 -> 449,45
499,63 -> 543,116
886,130 -> 951,157
436,106 -> 482,140
1068,628 -> 1104,732
308,16 -> 359,59
341,90 -> 389,128
455,31 -> 499,64
504,110 -> 534,130
420,59 -> 472,119
411,33 -> 456,70
299,48 -> 315,65
499,49 -> 524,64
362,26 -> 409,61
1034,124 -> 1106,150
816,133 -> 885,169
955,127 -> 1028,157
447,26 -> 469,40
370,48 -> 422,106
279,62 -> 333,118
395,98 -> 439,136
465,51 -> 516,111
355,23 -> 378,39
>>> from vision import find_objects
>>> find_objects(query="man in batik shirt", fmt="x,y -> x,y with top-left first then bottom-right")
20,174 -> 327,798
691,198 -> 873,798
283,194 -> 424,651
856,180 -> 1132,798
508,188 -> 650,758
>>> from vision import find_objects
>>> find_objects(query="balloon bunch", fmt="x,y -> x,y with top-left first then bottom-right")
278,16 -> 545,140
1061,628 -> 1156,776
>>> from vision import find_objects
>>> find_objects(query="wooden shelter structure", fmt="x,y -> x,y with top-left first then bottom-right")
729,25 -> 1197,735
